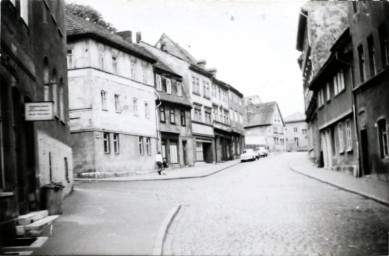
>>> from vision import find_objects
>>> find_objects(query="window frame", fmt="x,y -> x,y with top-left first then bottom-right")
114,94 -> 121,113
180,109 -> 186,126
177,82 -> 182,97
103,132 -> 110,154
378,119 -> 389,158
358,45 -> 365,83
170,107 -> 176,124
156,75 -> 162,91
101,90 -> 107,110
166,79 -> 172,94
145,137 -> 151,155
338,122 -> 344,153
112,56 -> 118,74
113,133 -> 120,154
367,35 -> 377,77
160,105 -> 166,123
138,136 -> 144,155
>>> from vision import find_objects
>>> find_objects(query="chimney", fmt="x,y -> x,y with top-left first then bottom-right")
207,68 -> 217,76
197,60 -> 206,68
136,32 -> 142,44
116,31 -> 132,43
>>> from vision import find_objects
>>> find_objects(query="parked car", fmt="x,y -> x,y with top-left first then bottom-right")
240,149 -> 257,162
256,146 -> 269,157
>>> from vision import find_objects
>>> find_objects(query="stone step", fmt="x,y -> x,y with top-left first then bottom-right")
17,211 -> 48,225
24,215 -> 59,231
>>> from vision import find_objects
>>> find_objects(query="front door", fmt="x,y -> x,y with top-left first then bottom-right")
360,129 -> 370,175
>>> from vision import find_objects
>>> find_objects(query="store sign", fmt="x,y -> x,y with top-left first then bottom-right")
25,102 -> 54,121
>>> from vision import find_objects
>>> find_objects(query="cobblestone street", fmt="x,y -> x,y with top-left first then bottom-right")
76,152 -> 388,256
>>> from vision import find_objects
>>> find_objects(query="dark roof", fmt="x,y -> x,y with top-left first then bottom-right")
65,12 -> 156,63
158,33 -> 197,63
189,64 -> 213,78
212,77 -> 229,90
244,102 -> 282,127
229,85 -> 243,98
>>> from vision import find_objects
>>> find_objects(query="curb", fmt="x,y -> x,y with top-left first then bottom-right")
74,162 -> 241,183
152,203 -> 181,256
289,165 -> 389,207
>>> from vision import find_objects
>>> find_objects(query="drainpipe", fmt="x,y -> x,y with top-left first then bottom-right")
155,90 -> 162,152
335,52 -> 360,177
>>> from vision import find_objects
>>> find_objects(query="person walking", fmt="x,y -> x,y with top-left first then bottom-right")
156,151 -> 163,175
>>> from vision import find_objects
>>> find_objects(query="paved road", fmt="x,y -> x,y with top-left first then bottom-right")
77,153 -> 388,256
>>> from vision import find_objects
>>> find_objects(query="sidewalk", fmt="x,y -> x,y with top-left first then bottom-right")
290,155 -> 389,206
74,159 -> 241,182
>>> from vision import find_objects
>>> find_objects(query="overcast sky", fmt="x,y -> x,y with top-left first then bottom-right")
67,0 -> 307,118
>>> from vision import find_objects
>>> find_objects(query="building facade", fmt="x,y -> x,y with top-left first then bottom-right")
154,59 -> 194,167
1,0 -> 73,246
284,113 -> 309,151
348,1 -> 389,180
66,14 -> 158,177
228,87 -> 245,159
244,101 -> 286,152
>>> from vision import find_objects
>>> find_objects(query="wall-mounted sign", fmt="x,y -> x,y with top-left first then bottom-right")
25,102 -> 54,121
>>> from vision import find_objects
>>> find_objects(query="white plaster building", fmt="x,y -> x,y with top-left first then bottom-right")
284,112 -> 309,151
66,15 -> 158,176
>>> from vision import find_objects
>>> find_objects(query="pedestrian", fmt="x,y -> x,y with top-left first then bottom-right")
156,151 -> 163,175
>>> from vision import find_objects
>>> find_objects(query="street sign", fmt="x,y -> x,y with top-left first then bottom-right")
25,102 -> 54,121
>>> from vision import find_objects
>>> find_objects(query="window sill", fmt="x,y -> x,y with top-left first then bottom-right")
339,150 -> 345,155
0,192 -> 14,198
346,147 -> 353,153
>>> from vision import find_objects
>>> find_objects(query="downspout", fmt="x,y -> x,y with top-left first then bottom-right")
335,52 -> 360,177
155,90 -> 162,152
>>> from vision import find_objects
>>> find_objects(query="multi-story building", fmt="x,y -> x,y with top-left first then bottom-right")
348,2 -> 389,180
244,101 -> 286,152
140,34 -> 218,165
1,0 -> 73,246
284,113 -> 309,151
66,14 -> 158,177
296,1 -> 349,164
308,27 -> 359,175
228,87 -> 245,159
153,58 -> 193,167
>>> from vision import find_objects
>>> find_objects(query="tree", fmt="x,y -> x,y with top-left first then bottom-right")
65,3 -> 117,32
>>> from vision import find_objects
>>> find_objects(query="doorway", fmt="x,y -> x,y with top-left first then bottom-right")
360,129 -> 370,175
182,141 -> 187,166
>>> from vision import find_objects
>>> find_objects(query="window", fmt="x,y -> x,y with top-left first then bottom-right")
318,88 -> 325,107
146,137 -> 151,155
145,102 -> 150,119
196,142 -> 204,161
358,45 -> 365,83
224,110 -> 229,124
133,98 -> 138,116
294,127 -> 298,133
202,81 -> 206,97
302,129 -> 307,135
273,127 -> 278,134
180,110 -> 186,126
156,75 -> 162,91
20,0 -> 29,25
170,108 -> 175,123
160,105 -> 166,122
142,63 -> 148,83
379,24 -> 389,68
177,82 -> 182,96
367,35 -> 376,77
378,119 -> 388,158
101,90 -> 107,110
138,137 -> 144,155
99,51 -> 104,70
169,142 -> 178,163
59,82 -> 65,121
294,137 -> 299,147
113,133 -> 120,154
115,95 -> 121,113
103,133 -> 110,153
212,84 -> 216,97
166,79 -> 172,94
326,82 -> 330,101
338,123 -> 344,153
67,49 -> 73,68
352,1 -> 358,13
205,110 -> 212,124
194,106 -> 202,122
345,119 -> 352,151
112,56 -> 118,74
52,80 -> 58,117
131,61 -> 136,79
333,70 -> 345,96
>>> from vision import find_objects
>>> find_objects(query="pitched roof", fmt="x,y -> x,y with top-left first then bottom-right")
65,12 -> 156,63
284,112 -> 306,123
244,101 -> 282,127
157,33 -> 197,63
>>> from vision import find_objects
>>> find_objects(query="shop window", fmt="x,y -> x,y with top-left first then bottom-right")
196,142 -> 204,161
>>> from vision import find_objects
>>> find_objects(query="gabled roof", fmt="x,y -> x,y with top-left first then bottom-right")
244,101 -> 284,128
65,12 -> 156,63
284,112 -> 306,123
156,33 -> 197,63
